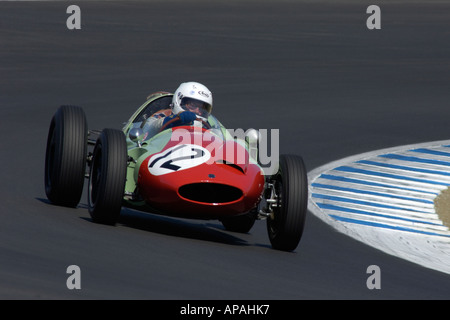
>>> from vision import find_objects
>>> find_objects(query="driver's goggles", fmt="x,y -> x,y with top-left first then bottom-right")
181,98 -> 212,116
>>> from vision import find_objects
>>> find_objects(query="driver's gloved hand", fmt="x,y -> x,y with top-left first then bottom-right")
177,111 -> 197,124
162,111 -> 197,129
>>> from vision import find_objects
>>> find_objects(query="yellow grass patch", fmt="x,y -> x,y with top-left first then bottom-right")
434,187 -> 450,229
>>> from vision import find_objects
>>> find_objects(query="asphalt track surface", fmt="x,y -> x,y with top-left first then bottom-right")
1,0 -> 450,300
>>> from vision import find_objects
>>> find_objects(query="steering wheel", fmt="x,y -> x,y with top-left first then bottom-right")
198,118 -> 212,130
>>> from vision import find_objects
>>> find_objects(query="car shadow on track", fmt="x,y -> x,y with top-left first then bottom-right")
36,197 -> 274,250
37,197 -> 269,248
86,205 -> 258,247
116,208 -> 255,247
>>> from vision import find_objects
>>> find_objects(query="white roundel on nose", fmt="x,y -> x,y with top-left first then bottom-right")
148,144 -> 211,176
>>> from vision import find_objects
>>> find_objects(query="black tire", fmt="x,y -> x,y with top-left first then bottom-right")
45,105 -> 87,207
88,128 -> 127,225
267,154 -> 308,251
220,211 -> 256,233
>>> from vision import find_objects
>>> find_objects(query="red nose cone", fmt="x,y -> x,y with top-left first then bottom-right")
136,128 -> 264,219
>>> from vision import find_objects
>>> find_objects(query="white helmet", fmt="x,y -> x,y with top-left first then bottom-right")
172,82 -> 213,120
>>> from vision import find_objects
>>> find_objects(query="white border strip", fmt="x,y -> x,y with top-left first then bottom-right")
308,139 -> 450,275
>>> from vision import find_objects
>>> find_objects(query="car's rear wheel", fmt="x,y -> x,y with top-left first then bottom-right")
44,105 -> 87,207
266,154 -> 308,251
88,128 -> 127,225
220,211 -> 256,233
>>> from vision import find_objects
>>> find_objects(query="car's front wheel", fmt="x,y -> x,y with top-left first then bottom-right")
266,154 -> 308,251
88,128 -> 127,225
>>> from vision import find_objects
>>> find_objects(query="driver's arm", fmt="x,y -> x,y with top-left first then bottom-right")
162,111 -> 197,129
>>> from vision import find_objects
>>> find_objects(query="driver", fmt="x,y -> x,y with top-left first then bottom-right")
147,82 -> 213,134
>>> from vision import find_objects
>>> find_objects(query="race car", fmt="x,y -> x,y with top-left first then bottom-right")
44,91 -> 308,251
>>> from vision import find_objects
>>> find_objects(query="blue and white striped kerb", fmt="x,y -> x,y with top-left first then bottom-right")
308,140 -> 450,274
